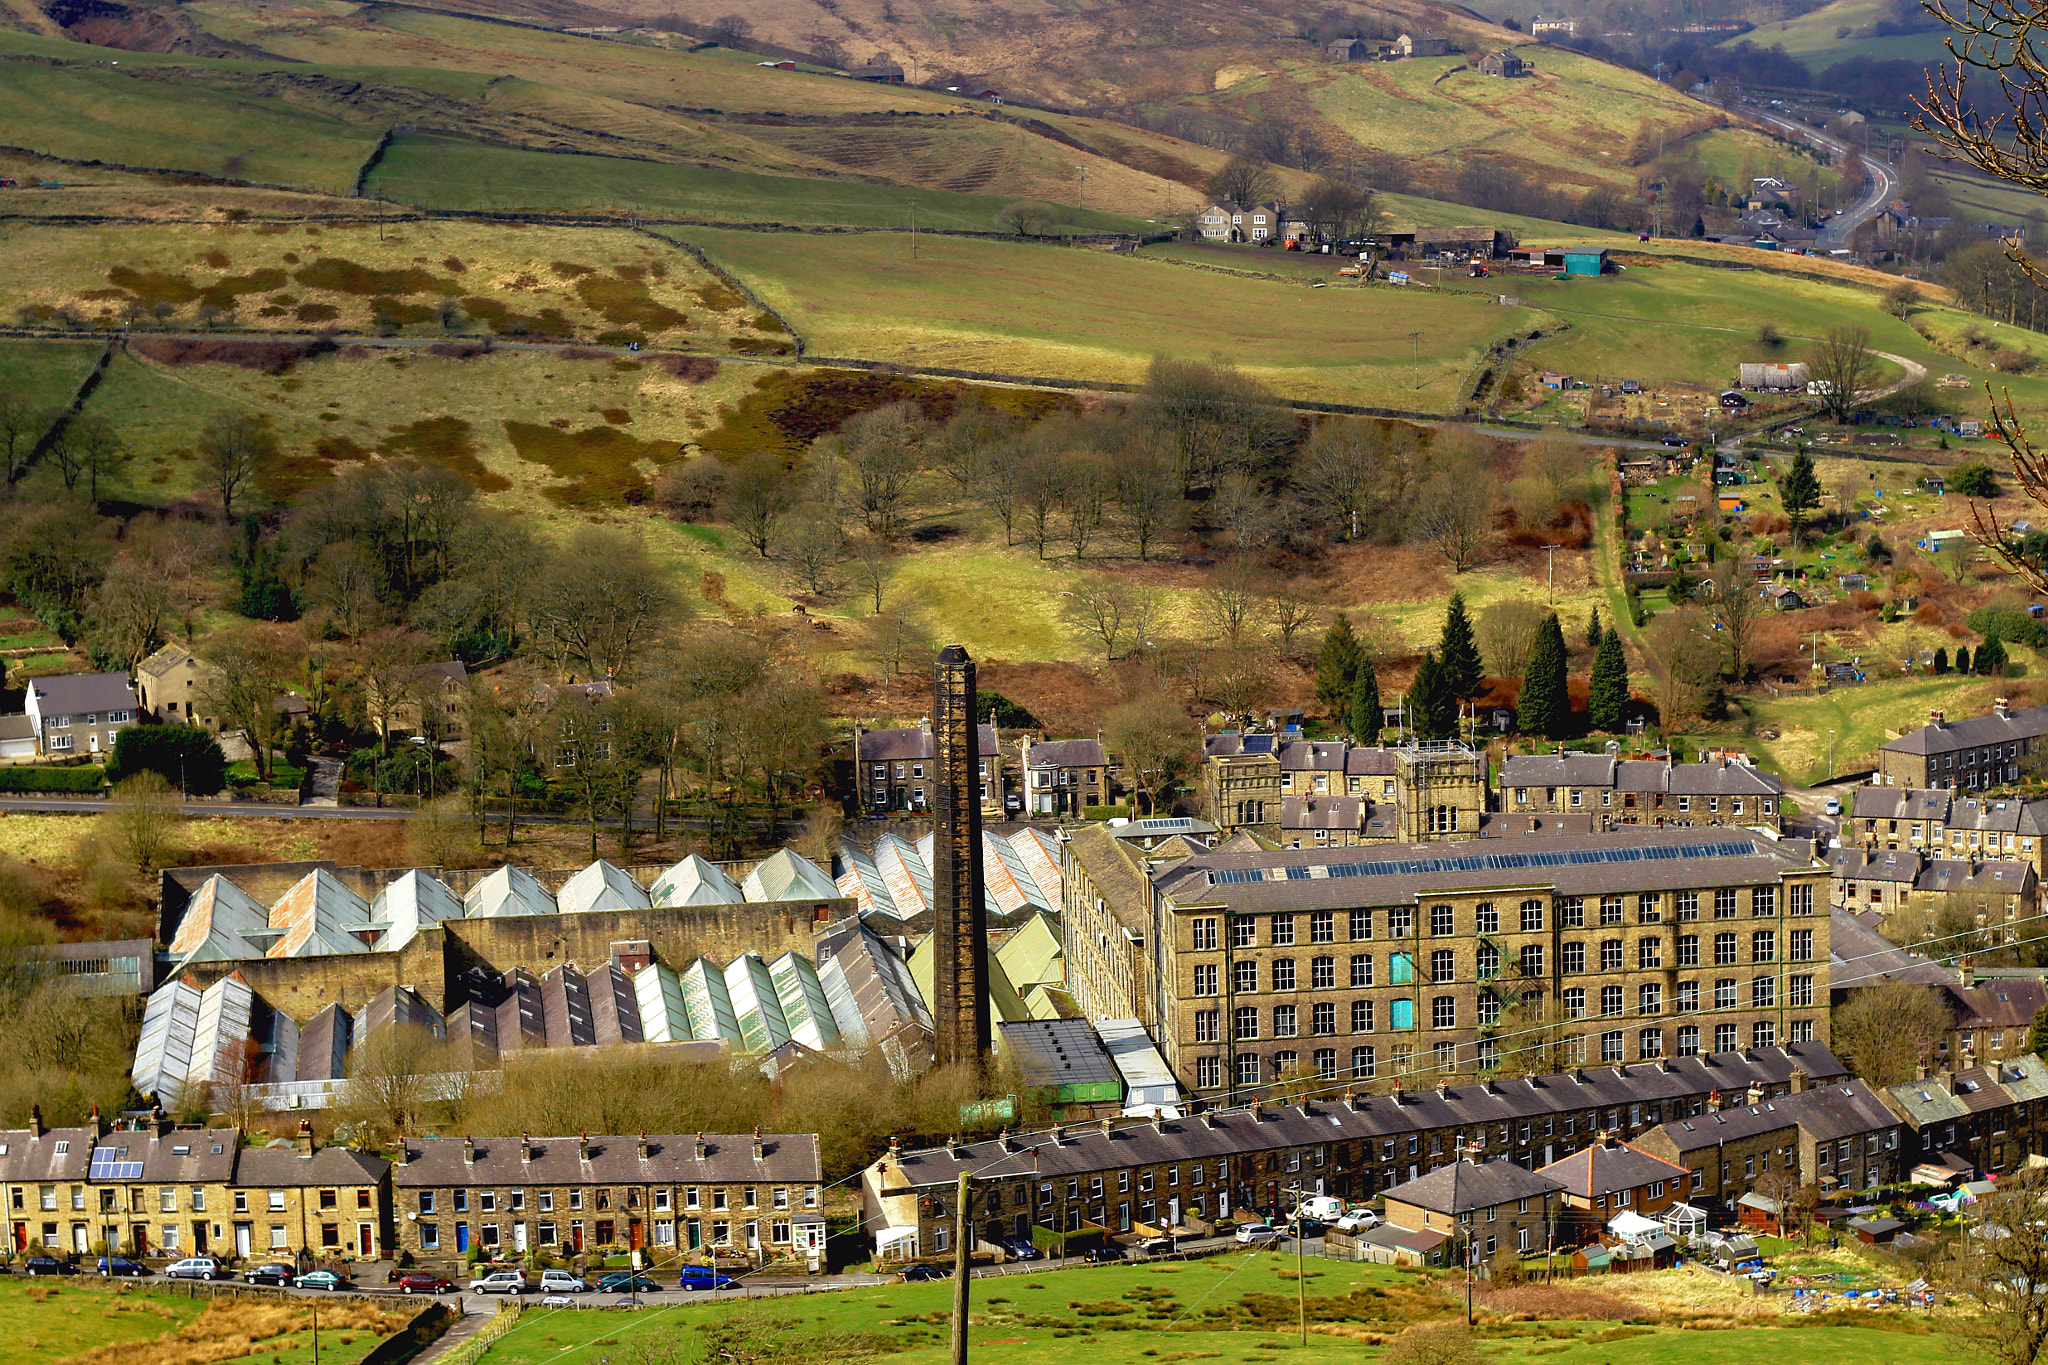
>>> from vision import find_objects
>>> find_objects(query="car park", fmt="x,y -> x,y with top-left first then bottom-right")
539,1270 -> 590,1293
468,1271 -> 527,1294
24,1256 -> 74,1276
1235,1224 -> 1285,1245
679,1266 -> 740,1291
167,1257 -> 225,1281
294,1271 -> 348,1292
243,1264 -> 296,1286
398,1274 -> 456,1295
595,1273 -> 661,1294
97,1257 -> 151,1278
897,1264 -> 944,1283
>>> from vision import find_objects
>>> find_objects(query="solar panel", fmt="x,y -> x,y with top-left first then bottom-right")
89,1148 -> 142,1180
1235,840 -> 1758,886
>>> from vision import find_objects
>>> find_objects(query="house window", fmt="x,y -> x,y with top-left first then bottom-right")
1520,900 -> 1544,932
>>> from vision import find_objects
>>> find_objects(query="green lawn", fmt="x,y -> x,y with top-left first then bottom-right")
367,134 -> 1151,234
0,340 -> 101,412
0,1277 -> 411,1365
675,226 -> 1544,407
469,1257 -> 1963,1365
1742,674 -> 2004,782
0,1279 -> 206,1365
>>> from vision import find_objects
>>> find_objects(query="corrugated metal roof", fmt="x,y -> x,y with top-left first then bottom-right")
134,979 -> 202,1099
649,855 -> 743,907
743,849 -> 840,902
266,869 -> 372,958
556,860 -> 652,915
464,864 -> 557,918
769,951 -> 841,1051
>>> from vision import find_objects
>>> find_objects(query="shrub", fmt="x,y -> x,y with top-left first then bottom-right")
106,726 -> 228,795
0,766 -> 104,793
1952,463 -> 2001,497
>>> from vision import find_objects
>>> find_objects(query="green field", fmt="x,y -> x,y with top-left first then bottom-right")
0,339 -> 101,411
676,227 -> 1542,405
0,1277 -> 409,1365
1726,0 -> 1951,71
467,1256 -> 1964,1365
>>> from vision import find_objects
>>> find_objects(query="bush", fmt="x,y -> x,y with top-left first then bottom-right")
0,766 -> 105,792
1966,606 -> 2048,650
105,726 -> 229,795
1082,804 -> 1130,821
1952,463 -> 2001,497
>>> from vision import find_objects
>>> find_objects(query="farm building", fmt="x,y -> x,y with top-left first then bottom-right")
1383,226 -> 1516,259
1393,31 -> 1451,56
1327,37 -> 1372,59
849,62 -> 904,82
1480,50 -> 1529,76
1507,247 -> 1609,274
1740,362 -> 1812,391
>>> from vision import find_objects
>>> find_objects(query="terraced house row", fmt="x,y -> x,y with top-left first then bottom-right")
1063,823 -> 1830,1102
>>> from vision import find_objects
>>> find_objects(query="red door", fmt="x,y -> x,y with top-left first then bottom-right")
11,1223 -> 25,1252
629,1221 -> 643,1250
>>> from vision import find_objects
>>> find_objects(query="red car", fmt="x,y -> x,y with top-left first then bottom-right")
399,1273 -> 457,1295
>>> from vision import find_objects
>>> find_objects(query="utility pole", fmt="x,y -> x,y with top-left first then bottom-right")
951,1171 -> 971,1365
1076,165 -> 1088,211
1289,1182 -> 1306,1345
1542,544 -> 1561,603
910,201 -> 920,259
1408,330 -> 1422,390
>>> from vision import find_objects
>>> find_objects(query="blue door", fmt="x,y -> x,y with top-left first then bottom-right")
456,1223 -> 469,1253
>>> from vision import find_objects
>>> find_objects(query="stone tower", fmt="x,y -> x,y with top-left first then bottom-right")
931,645 -> 991,1068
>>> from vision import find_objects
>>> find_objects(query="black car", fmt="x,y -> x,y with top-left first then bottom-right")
243,1264 -> 296,1286
24,1256 -> 74,1276
97,1257 -> 151,1278
1084,1246 -> 1126,1263
900,1264 -> 945,1282
1661,434 -> 1690,447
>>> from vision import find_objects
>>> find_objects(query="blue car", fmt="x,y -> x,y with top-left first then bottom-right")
678,1266 -> 738,1291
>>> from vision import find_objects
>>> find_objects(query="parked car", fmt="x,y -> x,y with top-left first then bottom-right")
595,1272 -> 661,1294
243,1264 -> 296,1285
1823,797 -> 1842,816
1661,434 -> 1690,447
397,1273 -> 456,1295
897,1264 -> 944,1283
97,1257 -> 151,1278
1002,1239 -> 1041,1261
539,1295 -> 575,1308
1235,1224 -> 1285,1246
294,1271 -> 348,1292
1333,1211 -> 1380,1233
24,1256 -> 74,1276
538,1270 -> 590,1294
1137,1237 -> 1177,1256
1084,1245 -> 1127,1263
166,1257 -> 225,1281
468,1271 -> 527,1295
679,1266 -> 739,1291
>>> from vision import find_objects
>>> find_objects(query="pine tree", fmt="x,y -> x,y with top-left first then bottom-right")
1347,657 -> 1382,743
1517,613 -> 1570,738
1586,606 -> 1603,650
1408,652 -> 1458,741
1588,627 -> 1630,733
1316,614 -> 1361,710
1977,636 -> 2008,675
1934,647 -> 1949,675
2030,1003 -> 2048,1058
1956,645 -> 1972,674
1440,592 -> 1483,698
1780,449 -> 1822,545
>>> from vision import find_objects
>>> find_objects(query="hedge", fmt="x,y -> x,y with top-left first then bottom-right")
106,725 -> 228,795
0,766 -> 105,792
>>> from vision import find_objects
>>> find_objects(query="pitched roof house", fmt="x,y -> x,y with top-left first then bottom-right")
23,672 -> 141,757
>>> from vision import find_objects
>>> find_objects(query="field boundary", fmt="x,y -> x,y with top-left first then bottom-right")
352,127 -> 399,200
23,335 -> 118,474
644,228 -> 807,355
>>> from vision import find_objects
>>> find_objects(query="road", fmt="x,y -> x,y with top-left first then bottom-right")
1745,108 -> 1899,245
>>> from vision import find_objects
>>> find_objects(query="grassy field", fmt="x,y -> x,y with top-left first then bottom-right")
675,227 -> 1544,405
0,1278 -> 410,1365
367,135 -> 1153,233
0,339 -> 101,410
4,218 -> 787,350
466,1255 -> 1961,1365
1725,0 -> 1951,70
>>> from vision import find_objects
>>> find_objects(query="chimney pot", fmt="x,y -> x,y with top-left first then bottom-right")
461,1135 -> 475,1164
578,1132 -> 591,1162
295,1119 -> 314,1156
521,1134 -> 533,1163
752,1127 -> 765,1160
638,1132 -> 650,1160
28,1105 -> 42,1139
695,1133 -> 708,1160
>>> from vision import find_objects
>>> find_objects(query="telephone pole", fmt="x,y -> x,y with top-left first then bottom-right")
951,1171 -> 972,1365
909,200 -> 920,259
1542,544 -> 1561,603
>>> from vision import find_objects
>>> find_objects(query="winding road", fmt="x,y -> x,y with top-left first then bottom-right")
1746,108 -> 1900,245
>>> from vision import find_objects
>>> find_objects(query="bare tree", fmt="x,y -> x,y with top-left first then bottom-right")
838,402 -> 926,542
1062,450 -> 1112,558
776,505 -> 846,596
1295,419 -> 1422,542
996,201 -> 1060,236
1201,557 -> 1265,647
106,772 -> 183,872
198,623 -> 305,780
1809,325 -> 1879,422
1104,691 -> 1197,814
197,413 -> 273,520
528,527 -> 683,682
1207,155 -> 1278,208
1641,607 -> 1721,730
848,536 -> 892,612
1477,598 -> 1546,681
719,452 -> 796,556
933,399 -> 1008,491
1269,588 -> 1320,654
869,605 -> 932,681
0,390 -> 41,489
1939,1165 -> 2048,1365
1017,448 -> 1066,559
1708,561 -> 1762,680
333,1024 -> 458,1148
707,13 -> 753,46
1411,475 -> 1494,572
1067,577 -> 1137,660
1112,445 -> 1185,560
1831,980 -> 1957,1086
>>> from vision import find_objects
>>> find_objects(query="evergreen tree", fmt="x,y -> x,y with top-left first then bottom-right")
1780,449 -> 1822,544
1517,613 -> 1571,738
1934,647 -> 1949,675
1956,645 -> 1972,674
1347,657 -> 1382,743
1439,592 -> 1483,698
1977,636 -> 2008,675
1588,627 -> 1630,733
1585,606 -> 1603,649
1408,652 -> 1459,741
2030,1002 -> 2048,1058
1315,613 -> 1361,710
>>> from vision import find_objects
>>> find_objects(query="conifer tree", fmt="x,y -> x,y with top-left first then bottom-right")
1316,613 -> 1361,710
1408,652 -> 1458,741
1440,592 -> 1483,699
1517,613 -> 1570,738
1957,644 -> 1973,674
1347,657 -> 1382,744
1934,647 -> 1950,675
1586,606 -> 1603,649
1977,636 -> 2008,675
1588,627 -> 1630,733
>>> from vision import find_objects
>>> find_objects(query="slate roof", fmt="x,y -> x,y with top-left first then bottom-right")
1281,796 -> 1370,831
0,1127 -> 95,1182
1947,979 -> 2048,1028
878,1045 -> 1846,1188
1025,738 -> 1107,768
1386,1157 -> 1564,1215
1501,753 -> 1616,787
1829,910 -> 1955,991
1915,859 -> 2032,896
857,724 -> 999,762
1942,797 -> 2048,835
90,1128 -> 239,1184
1281,741 -> 1349,772
1883,705 -> 2048,756
1204,733 -> 1277,759
234,1144 -> 388,1187
1347,748 -> 1398,776
1651,1080 -> 1898,1152
1063,823 -> 1156,934
1887,1055 -> 2048,1129
137,643 -> 199,678
1154,827 -> 1816,915
1537,1139 -> 1689,1199
1853,788 -> 1952,823
27,671 -> 141,715
393,1133 -> 820,1186
1829,847 -> 1922,883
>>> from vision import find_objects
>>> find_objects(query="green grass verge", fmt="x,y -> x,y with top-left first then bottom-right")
0,1279 -> 207,1365
367,133 -> 1152,233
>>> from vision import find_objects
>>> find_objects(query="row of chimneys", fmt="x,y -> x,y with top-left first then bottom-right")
414,1129 -> 768,1166
1931,699 -> 2013,728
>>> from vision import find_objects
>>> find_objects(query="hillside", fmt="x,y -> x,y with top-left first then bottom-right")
1726,0 -> 1950,73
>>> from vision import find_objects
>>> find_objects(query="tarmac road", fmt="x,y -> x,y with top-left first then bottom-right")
1746,108 -> 1900,245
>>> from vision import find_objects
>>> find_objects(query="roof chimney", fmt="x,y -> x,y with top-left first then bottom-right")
396,1141 -> 410,1167
1151,1108 -> 1166,1133
1996,698 -> 2011,718
1099,1117 -> 1116,1139
27,1105 -> 42,1139
462,1135 -> 475,1165
1050,1123 -> 1066,1145
1200,1111 -> 1218,1129
694,1133 -> 707,1160
1790,1069 -> 1809,1094
295,1120 -> 315,1157
578,1132 -> 591,1162
638,1133 -> 651,1160
752,1127 -> 765,1160
521,1134 -> 533,1163
1932,710 -> 1947,727
1658,1058 -> 1674,1074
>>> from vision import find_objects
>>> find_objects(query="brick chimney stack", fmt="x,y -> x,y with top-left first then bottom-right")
295,1120 -> 315,1156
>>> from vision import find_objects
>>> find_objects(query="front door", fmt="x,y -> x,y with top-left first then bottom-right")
513,1223 -> 527,1253
235,1224 -> 252,1258
455,1223 -> 469,1254
357,1223 -> 373,1256
131,1225 -> 148,1255
11,1223 -> 23,1252
193,1222 -> 207,1253
629,1220 -> 643,1250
